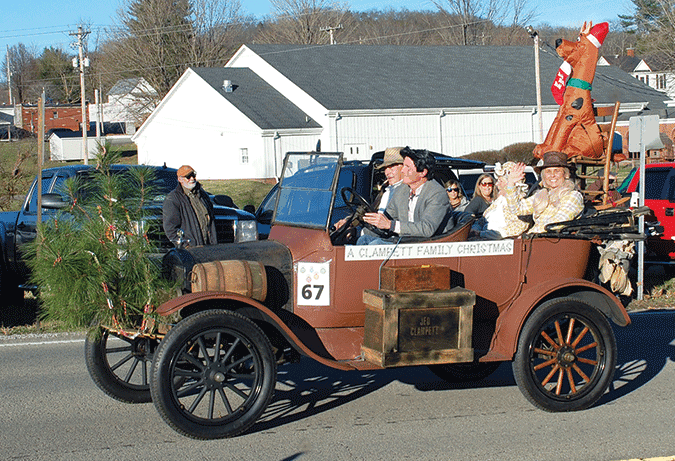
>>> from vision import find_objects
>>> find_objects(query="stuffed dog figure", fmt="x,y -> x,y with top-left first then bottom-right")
533,22 -> 620,160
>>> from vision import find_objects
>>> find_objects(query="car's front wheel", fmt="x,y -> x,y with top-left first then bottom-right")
150,309 -> 276,439
85,327 -> 157,403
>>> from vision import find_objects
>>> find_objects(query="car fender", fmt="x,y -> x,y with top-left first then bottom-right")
486,278 -> 630,362
156,291 -> 355,371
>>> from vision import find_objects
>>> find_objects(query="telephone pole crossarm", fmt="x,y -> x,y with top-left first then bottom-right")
320,24 -> 343,45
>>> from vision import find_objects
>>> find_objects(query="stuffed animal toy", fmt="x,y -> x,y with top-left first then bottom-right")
533,22 -> 622,161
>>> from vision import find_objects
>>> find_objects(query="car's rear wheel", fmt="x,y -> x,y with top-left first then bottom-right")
512,297 -> 616,412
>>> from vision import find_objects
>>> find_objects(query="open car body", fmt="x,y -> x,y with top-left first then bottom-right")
89,151 -> 641,439
161,152 -> 631,368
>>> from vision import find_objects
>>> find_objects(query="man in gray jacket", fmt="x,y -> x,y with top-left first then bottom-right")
162,165 -> 217,248
359,148 -> 451,244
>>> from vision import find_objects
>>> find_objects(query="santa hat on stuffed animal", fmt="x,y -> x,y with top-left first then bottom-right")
587,22 -> 609,48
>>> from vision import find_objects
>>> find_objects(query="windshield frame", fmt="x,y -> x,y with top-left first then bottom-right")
272,152 -> 343,230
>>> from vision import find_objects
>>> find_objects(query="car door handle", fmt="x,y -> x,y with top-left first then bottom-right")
666,208 -> 674,217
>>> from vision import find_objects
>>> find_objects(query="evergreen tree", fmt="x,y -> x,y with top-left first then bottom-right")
619,0 -> 675,61
25,145 -> 177,331
37,47 -> 79,103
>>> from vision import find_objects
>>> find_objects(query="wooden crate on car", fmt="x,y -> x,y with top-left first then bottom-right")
362,286 -> 475,368
379,264 -> 450,292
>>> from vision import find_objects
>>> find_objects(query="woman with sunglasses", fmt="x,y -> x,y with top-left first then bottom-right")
469,162 -> 530,240
464,173 -> 495,217
444,179 -> 468,211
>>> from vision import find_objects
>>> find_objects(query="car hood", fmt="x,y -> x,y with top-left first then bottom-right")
163,239 -> 293,312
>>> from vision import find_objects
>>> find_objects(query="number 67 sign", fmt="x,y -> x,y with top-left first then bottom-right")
296,262 -> 330,306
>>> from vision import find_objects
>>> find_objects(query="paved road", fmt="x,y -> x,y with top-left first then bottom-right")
1,311 -> 674,461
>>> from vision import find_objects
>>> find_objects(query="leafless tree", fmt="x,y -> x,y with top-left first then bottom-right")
432,0 -> 536,45
601,19 -> 638,57
256,0 -> 353,45
3,44 -> 39,104
188,0 -> 253,66
342,9 -> 446,46
98,0 -> 250,100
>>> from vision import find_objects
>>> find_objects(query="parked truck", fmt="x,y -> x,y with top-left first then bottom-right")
0,164 -> 258,305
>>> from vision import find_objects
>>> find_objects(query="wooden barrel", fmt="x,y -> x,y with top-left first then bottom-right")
190,260 -> 267,302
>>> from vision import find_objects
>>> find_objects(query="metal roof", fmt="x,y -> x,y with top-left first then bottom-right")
245,44 -> 670,111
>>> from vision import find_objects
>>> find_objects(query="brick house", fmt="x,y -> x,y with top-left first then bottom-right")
15,103 -> 87,135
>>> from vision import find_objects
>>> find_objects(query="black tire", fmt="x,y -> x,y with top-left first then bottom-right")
0,267 -> 24,311
512,297 -> 617,412
84,327 -> 157,403
428,361 -> 501,383
150,309 -> 276,439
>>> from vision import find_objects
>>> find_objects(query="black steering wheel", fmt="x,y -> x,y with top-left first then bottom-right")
330,187 -> 393,244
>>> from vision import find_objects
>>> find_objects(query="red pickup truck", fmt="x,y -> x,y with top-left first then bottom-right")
617,162 -> 675,261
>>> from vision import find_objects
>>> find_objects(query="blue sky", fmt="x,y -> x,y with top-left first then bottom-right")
0,0 -> 635,54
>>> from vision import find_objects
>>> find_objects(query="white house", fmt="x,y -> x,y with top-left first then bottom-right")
90,78 -> 158,132
133,68 -> 321,180
135,44 -> 671,180
599,51 -> 675,100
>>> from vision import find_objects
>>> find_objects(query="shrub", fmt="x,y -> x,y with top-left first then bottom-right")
464,142 -> 538,165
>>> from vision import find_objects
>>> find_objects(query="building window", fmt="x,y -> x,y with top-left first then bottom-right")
240,148 -> 249,164
645,75 -> 650,86
53,111 -> 58,119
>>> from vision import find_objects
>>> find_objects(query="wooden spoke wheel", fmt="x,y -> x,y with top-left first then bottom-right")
513,297 -> 616,412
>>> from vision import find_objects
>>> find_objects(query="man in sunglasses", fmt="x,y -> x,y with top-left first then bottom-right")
163,165 -> 217,248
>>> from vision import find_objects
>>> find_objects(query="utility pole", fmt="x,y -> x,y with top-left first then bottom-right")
70,25 -> 90,164
5,46 -> 12,105
6,45 -> 12,142
37,89 -> 45,226
320,24 -> 343,45
526,25 -> 543,143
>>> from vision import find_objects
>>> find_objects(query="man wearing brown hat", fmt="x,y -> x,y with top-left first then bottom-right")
504,151 -> 584,234
163,165 -> 217,248
374,147 -> 406,212
334,147 -> 405,239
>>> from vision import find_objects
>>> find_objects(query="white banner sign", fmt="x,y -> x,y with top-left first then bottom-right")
344,240 -> 514,261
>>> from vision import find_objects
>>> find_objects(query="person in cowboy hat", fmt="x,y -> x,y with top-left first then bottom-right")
334,147 -> 406,240
162,165 -> 217,248
373,146 -> 407,212
503,151 -> 584,234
